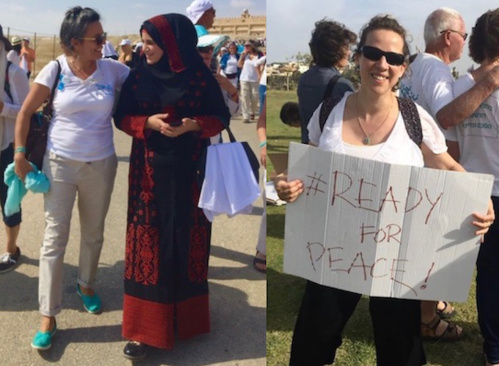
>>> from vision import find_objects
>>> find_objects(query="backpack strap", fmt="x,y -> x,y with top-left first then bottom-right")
319,95 -> 343,132
4,61 -> 13,102
322,74 -> 341,100
397,97 -> 423,146
318,74 -> 342,132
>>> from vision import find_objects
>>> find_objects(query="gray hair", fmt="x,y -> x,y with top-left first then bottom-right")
424,7 -> 463,46
60,6 -> 100,52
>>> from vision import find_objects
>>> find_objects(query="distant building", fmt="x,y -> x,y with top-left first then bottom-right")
210,9 -> 266,40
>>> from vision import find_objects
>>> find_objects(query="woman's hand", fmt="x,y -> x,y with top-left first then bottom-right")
160,117 -> 201,137
14,153 -> 33,182
473,198 -> 495,240
146,113 -> 169,132
260,145 -> 266,167
274,174 -> 304,203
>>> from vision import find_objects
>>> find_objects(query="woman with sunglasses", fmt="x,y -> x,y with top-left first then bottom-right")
113,14 -> 229,360
275,15 -> 494,366
237,40 -> 262,123
14,6 -> 129,350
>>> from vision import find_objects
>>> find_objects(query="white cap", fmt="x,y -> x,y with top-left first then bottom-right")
119,39 -> 132,46
23,36 -> 30,42
186,0 -> 214,24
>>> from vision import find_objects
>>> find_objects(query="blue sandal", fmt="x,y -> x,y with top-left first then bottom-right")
76,284 -> 102,314
31,319 -> 57,350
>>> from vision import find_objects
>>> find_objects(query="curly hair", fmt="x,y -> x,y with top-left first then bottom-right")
356,14 -> 410,59
280,102 -> 300,126
309,19 -> 356,67
469,9 -> 499,64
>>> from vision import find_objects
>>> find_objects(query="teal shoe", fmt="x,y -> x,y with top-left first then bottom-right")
31,320 -> 57,350
76,284 -> 102,314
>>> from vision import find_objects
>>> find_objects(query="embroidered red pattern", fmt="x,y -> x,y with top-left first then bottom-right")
148,15 -> 185,73
134,224 -> 159,285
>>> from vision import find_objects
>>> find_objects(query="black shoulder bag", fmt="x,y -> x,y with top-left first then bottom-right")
25,60 -> 61,170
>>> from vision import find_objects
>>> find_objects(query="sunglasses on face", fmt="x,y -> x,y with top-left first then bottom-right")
198,46 -> 214,54
79,32 -> 107,45
360,45 -> 405,66
439,29 -> 468,41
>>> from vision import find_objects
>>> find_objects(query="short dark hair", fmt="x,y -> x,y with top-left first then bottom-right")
309,19 -> 356,67
469,9 -> 499,64
280,102 -> 301,126
60,6 -> 100,52
356,15 -> 410,59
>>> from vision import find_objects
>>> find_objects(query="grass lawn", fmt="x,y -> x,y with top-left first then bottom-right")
266,90 -> 485,366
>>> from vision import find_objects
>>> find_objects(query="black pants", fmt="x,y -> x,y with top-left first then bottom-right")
476,196 -> 499,363
289,281 -> 426,366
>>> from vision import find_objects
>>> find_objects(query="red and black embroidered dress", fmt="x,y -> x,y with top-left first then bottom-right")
113,14 -> 230,349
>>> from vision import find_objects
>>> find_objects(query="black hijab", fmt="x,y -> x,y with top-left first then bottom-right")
134,13 -> 205,107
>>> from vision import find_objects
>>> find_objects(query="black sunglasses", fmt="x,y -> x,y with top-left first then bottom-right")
79,32 -> 107,45
198,45 -> 214,54
360,45 -> 405,66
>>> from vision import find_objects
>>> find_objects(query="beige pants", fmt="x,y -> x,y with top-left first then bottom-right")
240,80 -> 259,120
39,151 -> 117,316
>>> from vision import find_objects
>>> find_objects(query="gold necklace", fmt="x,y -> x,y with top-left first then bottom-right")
69,58 -> 94,79
356,95 -> 393,145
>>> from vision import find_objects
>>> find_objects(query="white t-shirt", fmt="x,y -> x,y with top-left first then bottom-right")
308,92 -> 447,167
255,56 -> 266,86
0,62 -> 29,150
35,56 -> 129,162
399,53 -> 454,120
225,54 -> 239,75
6,50 -> 20,68
239,55 -> 260,82
446,73 -> 499,195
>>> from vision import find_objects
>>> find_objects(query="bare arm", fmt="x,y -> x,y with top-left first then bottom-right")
437,66 -> 499,129
237,52 -> 247,68
257,100 -> 266,167
14,83 -> 51,179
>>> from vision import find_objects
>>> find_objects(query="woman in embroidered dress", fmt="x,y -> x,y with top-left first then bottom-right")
14,6 -> 130,350
275,15 -> 494,366
113,13 -> 230,360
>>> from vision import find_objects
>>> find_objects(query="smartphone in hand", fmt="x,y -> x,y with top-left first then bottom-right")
169,119 -> 183,127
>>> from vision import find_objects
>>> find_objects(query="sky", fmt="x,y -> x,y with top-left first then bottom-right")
267,0 -> 497,75
0,0 -> 266,36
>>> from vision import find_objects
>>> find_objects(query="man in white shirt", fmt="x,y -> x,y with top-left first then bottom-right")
400,7 -> 499,130
400,6 -> 499,343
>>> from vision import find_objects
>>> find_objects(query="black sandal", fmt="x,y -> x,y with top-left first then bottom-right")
421,314 -> 463,342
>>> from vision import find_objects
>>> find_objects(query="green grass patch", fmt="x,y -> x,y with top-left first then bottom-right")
266,90 -> 485,366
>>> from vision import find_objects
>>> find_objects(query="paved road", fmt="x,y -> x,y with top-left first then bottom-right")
0,114 -> 266,366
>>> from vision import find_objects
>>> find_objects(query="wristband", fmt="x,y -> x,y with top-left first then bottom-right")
14,146 -> 26,154
259,141 -> 267,148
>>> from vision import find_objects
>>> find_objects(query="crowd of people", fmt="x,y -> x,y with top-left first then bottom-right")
0,0 -> 266,362
275,6 -> 499,366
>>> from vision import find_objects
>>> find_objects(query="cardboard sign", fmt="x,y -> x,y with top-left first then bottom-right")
284,142 -> 494,301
